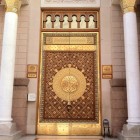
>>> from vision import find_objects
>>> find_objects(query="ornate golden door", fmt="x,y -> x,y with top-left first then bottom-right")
37,9 -> 101,135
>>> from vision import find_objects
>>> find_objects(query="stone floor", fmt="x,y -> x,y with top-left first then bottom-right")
19,135 -> 118,140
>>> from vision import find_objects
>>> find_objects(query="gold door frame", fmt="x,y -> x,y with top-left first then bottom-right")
37,32 -> 101,135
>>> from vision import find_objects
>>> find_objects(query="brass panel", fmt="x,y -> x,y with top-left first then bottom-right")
27,64 -> 38,72
43,45 -> 96,51
46,36 -> 94,45
102,74 -> 113,79
57,123 -> 69,135
37,122 -> 101,135
27,73 -> 37,78
53,67 -> 87,102
102,65 -> 113,75
70,123 -> 101,135
70,37 -> 94,44
43,32 -> 97,45
37,32 -> 101,135
46,37 -> 70,44
37,123 -> 57,135
42,52 -> 97,121
102,65 -> 113,79
27,65 -> 38,78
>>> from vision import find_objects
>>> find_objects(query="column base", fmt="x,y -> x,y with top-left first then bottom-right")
118,124 -> 140,140
0,123 -> 22,140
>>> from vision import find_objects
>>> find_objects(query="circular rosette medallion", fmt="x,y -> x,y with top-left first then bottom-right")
53,68 -> 86,101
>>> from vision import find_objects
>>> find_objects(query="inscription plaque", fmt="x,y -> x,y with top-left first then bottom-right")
102,65 -> 113,79
27,65 -> 38,78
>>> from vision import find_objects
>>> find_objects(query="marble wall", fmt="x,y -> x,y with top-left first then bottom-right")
110,79 -> 127,137
12,78 -> 29,134
26,0 -> 40,134
100,0 -> 112,134
111,5 -> 125,79
111,5 -> 140,79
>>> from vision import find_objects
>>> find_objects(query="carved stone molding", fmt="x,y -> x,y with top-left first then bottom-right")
120,0 -> 136,13
5,0 -> 21,13
41,0 -> 100,8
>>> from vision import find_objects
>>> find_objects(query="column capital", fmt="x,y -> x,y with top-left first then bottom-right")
5,0 -> 21,14
120,0 -> 136,14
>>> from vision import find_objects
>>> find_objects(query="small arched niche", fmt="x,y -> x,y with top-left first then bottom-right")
80,15 -> 86,29
88,15 -> 96,29
46,15 -> 52,29
54,16 -> 60,29
63,16 -> 69,29
71,16 -> 77,29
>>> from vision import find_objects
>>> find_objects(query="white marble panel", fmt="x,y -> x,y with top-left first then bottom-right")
63,16 -> 69,29
71,16 -> 77,29
88,16 -> 95,29
46,16 -> 52,29
41,0 -> 100,8
54,16 -> 60,29
80,16 -> 86,29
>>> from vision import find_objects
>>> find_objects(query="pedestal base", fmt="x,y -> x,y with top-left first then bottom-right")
0,123 -> 22,140
118,124 -> 140,140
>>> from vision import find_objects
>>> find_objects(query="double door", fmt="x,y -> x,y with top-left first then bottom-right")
37,32 -> 101,135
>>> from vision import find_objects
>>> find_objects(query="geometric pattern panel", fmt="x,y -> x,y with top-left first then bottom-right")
43,51 -> 98,122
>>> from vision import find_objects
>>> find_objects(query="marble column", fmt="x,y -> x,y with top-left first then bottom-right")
0,0 -> 21,137
120,0 -> 140,125
119,0 -> 140,139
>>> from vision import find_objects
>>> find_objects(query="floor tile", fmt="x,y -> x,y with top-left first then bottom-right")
19,135 -> 118,140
